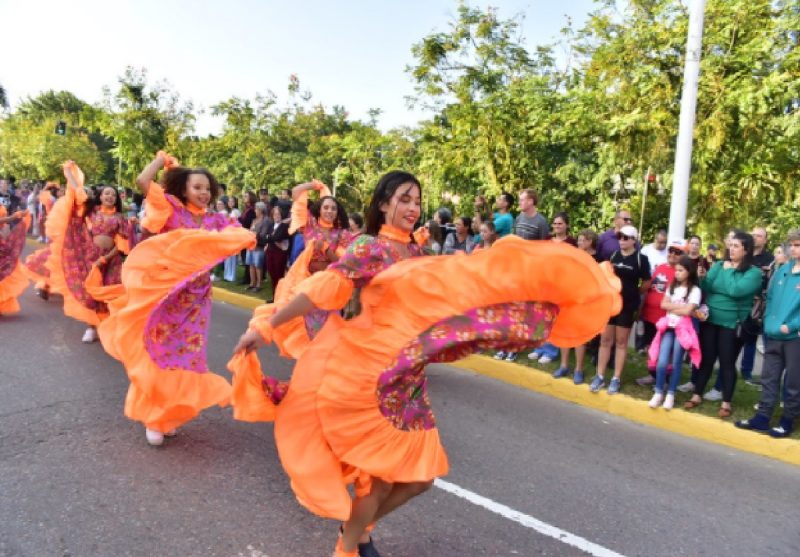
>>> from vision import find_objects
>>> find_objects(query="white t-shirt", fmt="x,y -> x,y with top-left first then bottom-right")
641,243 -> 668,273
665,285 -> 701,327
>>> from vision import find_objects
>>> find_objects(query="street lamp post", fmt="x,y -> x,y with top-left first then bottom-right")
668,0 -> 706,241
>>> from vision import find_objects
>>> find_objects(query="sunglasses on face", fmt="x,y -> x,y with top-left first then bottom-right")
617,234 -> 634,241
668,248 -> 683,255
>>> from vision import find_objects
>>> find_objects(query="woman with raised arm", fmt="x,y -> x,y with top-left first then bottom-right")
98,151 -> 255,447
44,162 -> 132,343
246,179 -> 351,359
0,207 -> 31,315
229,171 -> 622,557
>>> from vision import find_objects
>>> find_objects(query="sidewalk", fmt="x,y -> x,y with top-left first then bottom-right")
449,355 -> 800,467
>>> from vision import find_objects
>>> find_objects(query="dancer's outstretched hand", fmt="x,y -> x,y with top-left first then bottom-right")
233,329 -> 267,354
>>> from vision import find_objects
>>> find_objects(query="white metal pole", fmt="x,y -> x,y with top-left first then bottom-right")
668,0 -> 706,242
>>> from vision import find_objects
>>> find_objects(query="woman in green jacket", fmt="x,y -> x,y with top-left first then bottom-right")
736,230 -> 800,437
684,231 -> 762,417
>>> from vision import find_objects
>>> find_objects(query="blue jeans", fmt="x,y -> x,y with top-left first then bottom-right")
655,329 -> 685,395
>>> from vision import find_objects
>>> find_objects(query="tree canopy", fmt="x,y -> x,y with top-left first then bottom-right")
0,0 -> 797,242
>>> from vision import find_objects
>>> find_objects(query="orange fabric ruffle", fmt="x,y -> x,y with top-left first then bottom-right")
140,181 -> 172,234
99,226 -> 255,432
22,248 -> 50,288
274,236 -> 621,520
45,163 -> 104,326
84,265 -> 126,302
227,351 -> 278,422
247,246 -> 354,360
0,212 -> 31,314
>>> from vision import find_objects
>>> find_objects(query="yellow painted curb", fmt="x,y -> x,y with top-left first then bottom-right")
211,287 -> 262,310
451,354 -> 800,467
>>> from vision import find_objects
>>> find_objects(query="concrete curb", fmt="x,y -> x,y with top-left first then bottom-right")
450,355 -> 800,467
211,287 -> 263,310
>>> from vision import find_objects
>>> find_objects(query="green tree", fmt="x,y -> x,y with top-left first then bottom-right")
91,67 -> 194,186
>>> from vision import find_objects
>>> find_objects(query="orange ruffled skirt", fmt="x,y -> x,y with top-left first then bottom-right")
0,214 -> 31,314
99,226 -> 255,432
235,236 -> 621,520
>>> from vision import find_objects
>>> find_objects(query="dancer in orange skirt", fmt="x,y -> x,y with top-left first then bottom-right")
44,162 -> 132,342
0,207 -> 31,315
99,151 -> 255,446
22,184 -> 60,300
251,180 -> 352,359
231,171 -> 622,557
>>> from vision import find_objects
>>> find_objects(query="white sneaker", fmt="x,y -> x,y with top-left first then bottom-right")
145,428 -> 164,446
494,351 -> 506,360
677,381 -> 695,393
649,393 -> 664,408
527,350 -> 540,360
81,327 -> 98,343
663,393 -> 675,410
538,355 -> 553,364
703,388 -> 723,401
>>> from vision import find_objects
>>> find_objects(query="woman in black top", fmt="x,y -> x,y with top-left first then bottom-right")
590,225 -> 651,395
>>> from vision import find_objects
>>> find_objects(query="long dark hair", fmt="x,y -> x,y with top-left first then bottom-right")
426,219 -> 442,245
365,171 -> 422,236
162,167 -> 221,206
731,231 -> 755,273
85,185 -> 122,215
311,195 -> 349,229
669,255 -> 699,296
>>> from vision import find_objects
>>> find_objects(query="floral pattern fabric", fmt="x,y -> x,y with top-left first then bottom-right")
377,301 -> 559,431
0,218 -> 27,281
328,234 -> 424,289
144,272 -> 212,372
60,208 -> 130,311
142,193 -> 240,371
25,248 -> 51,280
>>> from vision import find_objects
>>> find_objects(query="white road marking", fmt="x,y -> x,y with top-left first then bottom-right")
434,479 -> 626,557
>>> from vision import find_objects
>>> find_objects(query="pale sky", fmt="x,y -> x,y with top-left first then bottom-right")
0,0 -> 599,135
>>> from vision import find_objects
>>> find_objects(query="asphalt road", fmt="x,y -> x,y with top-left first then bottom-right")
1,285 -> 797,557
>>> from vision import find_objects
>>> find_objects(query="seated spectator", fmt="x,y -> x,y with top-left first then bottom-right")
736,230 -> 800,437
443,216 -> 477,254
